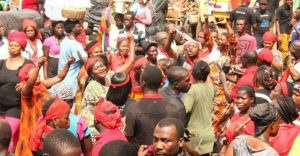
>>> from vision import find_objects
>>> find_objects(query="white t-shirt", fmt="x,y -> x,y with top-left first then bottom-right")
0,37 -> 9,60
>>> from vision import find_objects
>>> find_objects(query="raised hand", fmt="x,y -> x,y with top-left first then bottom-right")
37,57 -> 47,68
67,57 -> 76,66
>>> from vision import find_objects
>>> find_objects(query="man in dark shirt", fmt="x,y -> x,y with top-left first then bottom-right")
228,0 -> 257,34
276,0 -> 293,34
254,0 -> 274,48
160,66 -> 191,124
276,0 -> 293,55
125,65 -> 180,148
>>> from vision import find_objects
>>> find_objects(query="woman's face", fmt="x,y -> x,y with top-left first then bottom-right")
25,26 -> 36,39
263,41 -> 274,50
118,40 -> 129,57
92,60 -> 108,79
55,112 -> 70,129
270,84 -> 282,100
235,90 -> 253,113
54,23 -> 64,36
8,41 -> 22,56
147,46 -> 158,62
217,35 -> 227,48
90,46 -> 102,57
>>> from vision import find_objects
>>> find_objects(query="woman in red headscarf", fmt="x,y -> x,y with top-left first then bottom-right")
109,35 -> 135,74
75,40 -> 103,115
0,31 -> 32,152
257,31 -> 282,71
91,98 -> 127,156
15,57 -> 74,156
29,97 -> 71,154
23,19 -> 44,79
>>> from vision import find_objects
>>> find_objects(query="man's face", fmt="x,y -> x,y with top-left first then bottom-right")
124,14 -> 134,28
184,43 -> 200,58
153,126 -> 184,156
73,23 -> 82,36
196,32 -> 205,45
236,20 -> 246,34
259,3 -> 267,10
114,15 -> 124,29
176,71 -> 191,93
285,0 -> 292,7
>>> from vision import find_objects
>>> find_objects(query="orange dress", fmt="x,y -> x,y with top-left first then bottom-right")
15,83 -> 50,156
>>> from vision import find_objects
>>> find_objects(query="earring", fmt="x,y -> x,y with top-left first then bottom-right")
53,119 -> 58,128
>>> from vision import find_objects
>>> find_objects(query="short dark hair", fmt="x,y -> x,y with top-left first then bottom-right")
52,21 -> 64,29
0,119 -> 11,148
106,73 -> 132,107
64,20 -> 80,33
167,66 -> 188,84
243,50 -> 258,65
236,16 -> 248,25
237,85 -> 256,104
124,11 -> 134,19
142,65 -> 163,90
157,118 -> 185,139
192,61 -> 210,81
43,129 -> 81,156
99,140 -> 137,156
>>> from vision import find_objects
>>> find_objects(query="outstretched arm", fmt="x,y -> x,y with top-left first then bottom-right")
22,57 -> 47,97
42,57 -> 75,88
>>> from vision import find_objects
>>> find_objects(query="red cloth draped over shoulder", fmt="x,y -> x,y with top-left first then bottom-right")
225,113 -> 255,143
15,82 -> 51,156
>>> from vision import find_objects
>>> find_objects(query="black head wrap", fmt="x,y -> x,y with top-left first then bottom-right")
275,96 -> 299,123
250,103 -> 279,137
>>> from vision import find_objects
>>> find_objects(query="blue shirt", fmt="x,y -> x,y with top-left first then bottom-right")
291,21 -> 300,44
68,113 -> 91,139
58,37 -> 87,95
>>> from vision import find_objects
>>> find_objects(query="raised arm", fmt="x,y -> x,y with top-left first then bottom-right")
21,57 -> 47,97
164,26 -> 178,59
114,35 -> 135,74
43,45 -> 50,79
42,57 -> 75,88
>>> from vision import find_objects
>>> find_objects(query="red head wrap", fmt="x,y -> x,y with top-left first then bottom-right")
258,48 -> 273,64
85,57 -> 102,74
8,31 -> 27,49
94,98 -> 123,129
18,63 -> 35,82
22,19 -> 42,40
87,41 -> 102,56
29,97 -> 70,151
22,19 -> 37,31
110,74 -> 130,88
262,32 -> 277,43
117,37 -> 129,48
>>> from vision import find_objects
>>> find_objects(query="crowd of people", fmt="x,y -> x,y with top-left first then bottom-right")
0,0 -> 300,156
